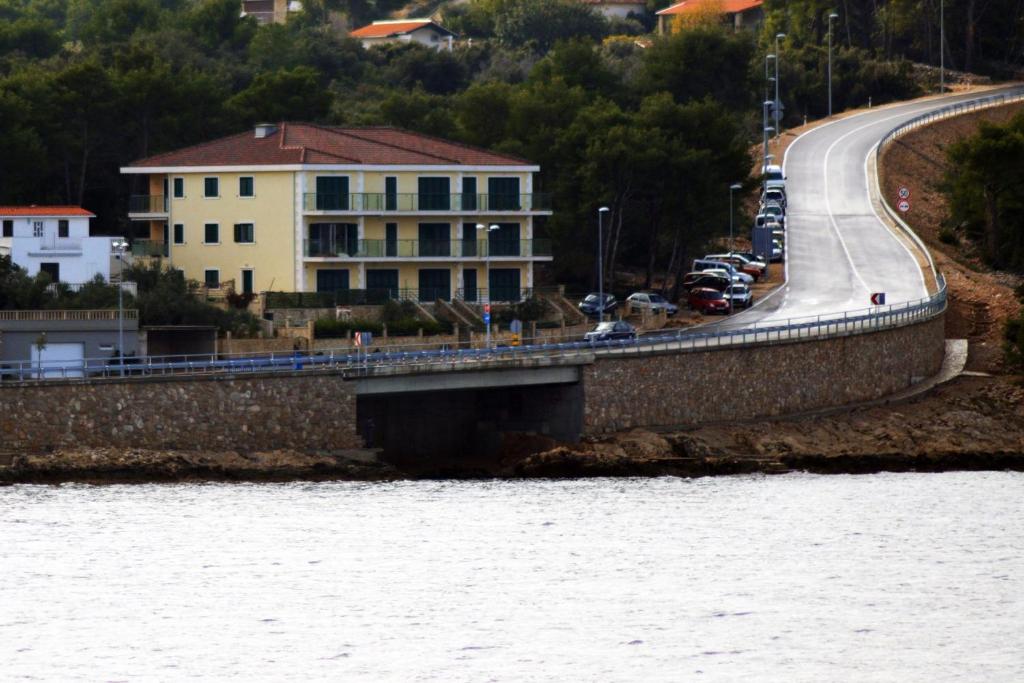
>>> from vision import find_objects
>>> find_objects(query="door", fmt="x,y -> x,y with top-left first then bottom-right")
31,342 -> 84,379
463,268 -> 477,302
489,268 -> 520,302
461,223 -> 478,257
162,223 -> 169,257
385,223 -> 398,257
385,177 -> 398,211
39,262 -> 60,283
418,223 -> 450,257
418,269 -> 451,302
241,269 -> 254,295
316,269 -> 349,293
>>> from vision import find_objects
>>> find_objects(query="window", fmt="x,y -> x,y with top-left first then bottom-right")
173,177 -> 184,198
173,223 -> 184,244
418,177 -> 451,211
234,223 -> 254,243
241,269 -> 254,295
2,220 -> 12,237
58,220 -> 69,238
385,176 -> 397,211
489,223 -> 521,257
204,269 -> 219,288
204,177 -> 219,198
315,176 -> 348,210
204,223 -> 219,244
488,177 -> 521,211
33,221 -> 43,237
418,223 -> 451,257
461,177 -> 477,211
239,176 -> 254,198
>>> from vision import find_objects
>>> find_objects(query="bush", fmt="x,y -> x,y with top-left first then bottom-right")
314,316 -> 452,338
938,226 -> 959,245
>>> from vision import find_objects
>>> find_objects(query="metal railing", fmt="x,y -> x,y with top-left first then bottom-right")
1,282 -> 945,383
131,239 -> 168,257
302,193 -> 552,213
304,238 -> 552,259
264,287 -> 543,308
46,281 -> 139,297
0,309 -> 138,321
128,195 -> 168,214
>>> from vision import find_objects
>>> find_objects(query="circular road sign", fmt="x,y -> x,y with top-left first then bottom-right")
898,186 -> 911,200
897,199 -> 911,213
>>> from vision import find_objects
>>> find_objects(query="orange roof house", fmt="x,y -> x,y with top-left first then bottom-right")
350,19 -> 456,51
656,0 -> 764,34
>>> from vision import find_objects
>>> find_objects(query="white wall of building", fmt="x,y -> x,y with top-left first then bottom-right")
592,2 -> 648,19
6,215 -> 115,282
360,27 -> 453,51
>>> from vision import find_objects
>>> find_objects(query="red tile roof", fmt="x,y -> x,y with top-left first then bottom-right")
350,20 -> 454,39
125,123 -> 534,168
0,206 -> 94,217
657,0 -> 763,15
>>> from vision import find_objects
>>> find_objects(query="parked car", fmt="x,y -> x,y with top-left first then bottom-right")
584,320 -> 637,342
688,287 -> 730,315
755,213 -> 782,230
763,163 -> 786,191
626,292 -> 679,315
724,283 -> 753,309
771,240 -> 784,262
681,272 -> 731,292
762,188 -> 786,209
705,253 -> 764,279
761,203 -> 785,227
692,259 -> 754,285
578,292 -> 617,317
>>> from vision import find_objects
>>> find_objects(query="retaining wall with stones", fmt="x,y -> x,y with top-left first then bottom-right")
582,315 -> 946,434
0,371 -> 360,452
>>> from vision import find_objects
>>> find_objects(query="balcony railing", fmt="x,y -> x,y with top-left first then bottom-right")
302,193 -> 552,213
131,239 -> 168,257
303,238 -> 553,259
264,288 -> 545,308
129,195 -> 168,214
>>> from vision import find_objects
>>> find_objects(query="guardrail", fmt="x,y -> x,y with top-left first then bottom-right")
876,86 -> 1024,286
1,282 -> 945,383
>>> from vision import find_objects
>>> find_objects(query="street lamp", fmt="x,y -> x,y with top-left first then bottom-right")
111,238 -> 129,376
939,0 -> 945,92
728,183 -> 742,315
764,53 -> 776,108
774,33 -> 786,139
828,13 -> 839,117
475,223 -> 499,347
597,207 -> 610,322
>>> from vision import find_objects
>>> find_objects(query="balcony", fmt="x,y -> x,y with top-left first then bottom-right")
128,194 -> 168,218
131,239 -> 168,257
302,192 -> 553,214
303,238 -> 553,259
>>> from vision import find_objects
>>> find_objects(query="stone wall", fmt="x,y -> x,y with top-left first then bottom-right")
0,370 -> 361,452
582,315 -> 946,434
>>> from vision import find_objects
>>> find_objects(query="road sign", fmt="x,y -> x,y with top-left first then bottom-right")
482,312 -> 490,325
870,292 -> 886,306
511,333 -> 520,347
354,331 -> 373,347
898,186 -> 910,200
354,331 -> 361,347
897,199 -> 910,213
509,319 -> 523,334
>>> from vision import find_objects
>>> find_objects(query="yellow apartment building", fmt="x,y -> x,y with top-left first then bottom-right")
120,123 -> 553,303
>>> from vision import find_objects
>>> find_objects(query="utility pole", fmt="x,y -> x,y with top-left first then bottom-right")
940,0 -> 945,92
775,33 -> 786,139
828,13 -> 839,117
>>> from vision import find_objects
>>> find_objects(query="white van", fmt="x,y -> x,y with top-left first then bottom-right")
763,164 -> 786,191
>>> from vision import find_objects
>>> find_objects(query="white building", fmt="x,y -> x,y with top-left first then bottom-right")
580,0 -> 649,20
350,19 -> 456,51
1,206 -> 118,283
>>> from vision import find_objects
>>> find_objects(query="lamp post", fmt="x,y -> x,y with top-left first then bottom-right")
940,0 -> 944,92
597,207 -> 610,322
475,223 -> 499,347
828,13 -> 839,117
774,33 -> 785,139
728,183 -> 741,315
112,238 -> 129,376
764,53 -> 776,111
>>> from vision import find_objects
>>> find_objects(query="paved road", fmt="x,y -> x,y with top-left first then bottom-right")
714,88 -> 1019,329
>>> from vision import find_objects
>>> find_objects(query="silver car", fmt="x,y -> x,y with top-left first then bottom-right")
724,283 -> 753,308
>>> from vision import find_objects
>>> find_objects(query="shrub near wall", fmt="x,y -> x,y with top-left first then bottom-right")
314,318 -> 451,338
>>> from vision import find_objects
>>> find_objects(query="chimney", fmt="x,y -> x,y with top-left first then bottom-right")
254,123 -> 277,139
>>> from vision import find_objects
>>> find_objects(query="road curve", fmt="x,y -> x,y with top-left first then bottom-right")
722,88 -> 1018,328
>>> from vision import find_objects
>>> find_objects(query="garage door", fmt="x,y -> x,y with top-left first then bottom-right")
31,342 -> 85,379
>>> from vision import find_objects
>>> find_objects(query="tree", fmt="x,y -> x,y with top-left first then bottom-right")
227,66 -> 332,124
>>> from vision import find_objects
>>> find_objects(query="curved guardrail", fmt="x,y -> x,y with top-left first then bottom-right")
2,279 -> 947,382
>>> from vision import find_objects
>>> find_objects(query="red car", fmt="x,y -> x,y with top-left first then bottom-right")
688,287 -> 730,314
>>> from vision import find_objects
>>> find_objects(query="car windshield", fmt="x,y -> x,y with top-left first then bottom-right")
594,322 -> 615,331
648,294 -> 666,303
701,290 -> 724,300
766,170 -> 783,180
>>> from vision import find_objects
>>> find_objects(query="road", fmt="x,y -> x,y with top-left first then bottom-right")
714,88 -> 1018,329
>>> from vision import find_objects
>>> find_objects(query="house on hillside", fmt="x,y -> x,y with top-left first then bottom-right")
240,0 -> 303,25
350,19 -> 456,51
656,0 -> 764,34
579,0 -> 649,20
120,123 -> 553,304
1,206 -> 120,284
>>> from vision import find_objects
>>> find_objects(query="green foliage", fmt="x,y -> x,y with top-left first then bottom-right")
227,66 -> 332,124
315,315 -> 450,338
944,112 -> 1024,270
494,296 -> 548,324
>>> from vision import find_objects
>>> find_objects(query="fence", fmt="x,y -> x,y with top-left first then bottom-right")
0,309 -> 138,322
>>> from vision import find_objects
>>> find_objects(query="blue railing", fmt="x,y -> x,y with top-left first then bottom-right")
0,280 -> 946,383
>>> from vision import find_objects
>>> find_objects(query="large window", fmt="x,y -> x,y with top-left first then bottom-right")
204,269 -> 219,288
173,224 -> 184,244
316,176 -> 349,211
316,269 -> 349,293
418,177 -> 451,211
308,223 -> 357,257
488,177 -> 521,211
204,177 -> 219,198
367,269 -> 399,301
418,269 -> 451,302
204,223 -> 219,244
234,223 -> 255,243
488,223 -> 521,256
239,176 -> 254,198
173,177 -> 184,198
418,223 -> 451,257
489,268 -> 521,302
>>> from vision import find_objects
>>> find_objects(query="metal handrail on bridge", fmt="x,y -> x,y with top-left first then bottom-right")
1,281 -> 946,383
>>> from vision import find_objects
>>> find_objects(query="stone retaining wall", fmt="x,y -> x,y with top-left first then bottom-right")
582,315 -> 946,434
0,371 -> 360,452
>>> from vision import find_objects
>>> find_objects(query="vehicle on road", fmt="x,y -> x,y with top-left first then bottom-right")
681,272 -> 731,292
688,287 -> 730,314
626,292 -> 678,315
763,164 -> 786,191
584,320 -> 637,342
724,283 -> 753,309
578,293 -> 617,317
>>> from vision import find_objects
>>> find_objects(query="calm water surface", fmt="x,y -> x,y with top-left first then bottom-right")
2,473 -> 1023,681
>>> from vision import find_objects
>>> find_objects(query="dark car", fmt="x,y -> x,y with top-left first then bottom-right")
681,272 -> 731,292
688,287 -> 730,314
584,320 -> 637,342
578,292 -> 617,317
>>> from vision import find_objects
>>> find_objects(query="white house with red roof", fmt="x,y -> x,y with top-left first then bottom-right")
350,19 -> 456,51
656,0 -> 764,34
0,206 -> 119,284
